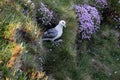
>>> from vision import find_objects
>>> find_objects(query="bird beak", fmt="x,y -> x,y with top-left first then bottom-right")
64,25 -> 66,28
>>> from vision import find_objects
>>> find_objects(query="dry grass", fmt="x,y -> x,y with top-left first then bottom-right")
7,44 -> 23,68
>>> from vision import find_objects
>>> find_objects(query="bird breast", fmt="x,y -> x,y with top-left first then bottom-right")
55,25 -> 63,37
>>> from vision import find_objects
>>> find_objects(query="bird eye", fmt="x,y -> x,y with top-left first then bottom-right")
62,22 -> 64,24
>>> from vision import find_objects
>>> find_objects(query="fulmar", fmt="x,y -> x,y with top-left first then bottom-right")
43,20 -> 66,42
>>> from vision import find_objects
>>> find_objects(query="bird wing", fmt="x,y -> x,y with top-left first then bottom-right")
43,28 -> 58,38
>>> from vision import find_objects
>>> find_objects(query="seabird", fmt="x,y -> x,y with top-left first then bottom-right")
43,20 -> 66,42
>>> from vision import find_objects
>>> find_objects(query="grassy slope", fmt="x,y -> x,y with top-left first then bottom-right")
0,0 -> 120,80
0,0 -> 44,79
41,0 -> 78,80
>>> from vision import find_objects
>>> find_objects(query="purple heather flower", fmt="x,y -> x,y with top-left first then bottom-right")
75,4 -> 101,40
38,2 -> 55,26
111,11 -> 120,28
95,0 -> 108,8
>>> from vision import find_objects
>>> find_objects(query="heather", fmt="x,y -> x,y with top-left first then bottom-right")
95,0 -> 108,8
0,0 -> 120,80
75,4 -> 100,39
36,2 -> 55,27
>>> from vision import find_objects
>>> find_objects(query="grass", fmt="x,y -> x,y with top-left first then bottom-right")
0,0 -> 120,80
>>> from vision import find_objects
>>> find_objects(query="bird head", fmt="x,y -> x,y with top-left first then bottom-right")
59,20 -> 66,28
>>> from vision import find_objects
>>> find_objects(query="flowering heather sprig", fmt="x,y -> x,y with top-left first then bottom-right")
21,0 -> 35,15
95,0 -> 108,8
38,2 -> 55,26
111,10 -> 120,28
111,11 -> 120,23
75,4 -> 101,39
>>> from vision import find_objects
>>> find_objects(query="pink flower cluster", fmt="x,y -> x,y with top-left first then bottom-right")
75,4 -> 101,39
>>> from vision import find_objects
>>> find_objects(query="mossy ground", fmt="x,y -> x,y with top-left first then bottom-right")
0,0 -> 120,80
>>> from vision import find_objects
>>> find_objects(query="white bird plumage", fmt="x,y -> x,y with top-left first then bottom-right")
43,20 -> 66,41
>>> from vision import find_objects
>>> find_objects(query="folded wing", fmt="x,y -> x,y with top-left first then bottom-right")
43,28 -> 58,38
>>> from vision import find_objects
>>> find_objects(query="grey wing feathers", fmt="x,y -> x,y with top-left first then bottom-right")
43,28 -> 58,38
